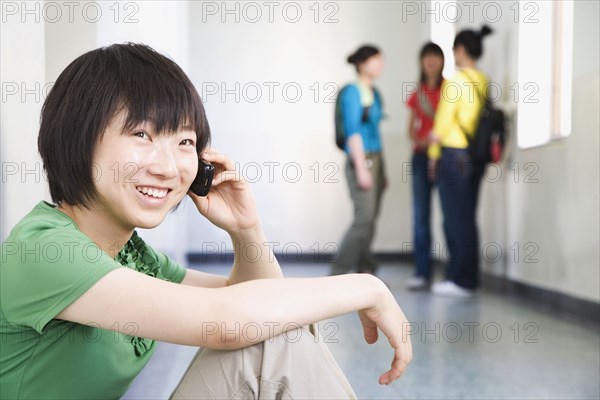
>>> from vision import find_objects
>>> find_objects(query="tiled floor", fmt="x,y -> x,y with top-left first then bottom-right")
123,263 -> 600,399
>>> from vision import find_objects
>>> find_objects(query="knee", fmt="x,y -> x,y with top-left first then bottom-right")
352,213 -> 376,233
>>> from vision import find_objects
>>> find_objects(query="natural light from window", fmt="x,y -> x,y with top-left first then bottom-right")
517,0 -> 573,148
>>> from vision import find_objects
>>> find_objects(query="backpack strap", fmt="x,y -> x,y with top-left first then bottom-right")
461,70 -> 486,105
416,85 -> 435,119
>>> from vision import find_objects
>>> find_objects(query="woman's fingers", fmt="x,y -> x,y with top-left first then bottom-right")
202,148 -> 235,172
187,189 -> 210,215
379,325 -> 413,385
360,297 -> 413,385
362,324 -> 379,344
201,149 -> 243,186
378,348 -> 410,385
212,169 -> 242,186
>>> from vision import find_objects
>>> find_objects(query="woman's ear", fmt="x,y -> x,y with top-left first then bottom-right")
453,46 -> 462,63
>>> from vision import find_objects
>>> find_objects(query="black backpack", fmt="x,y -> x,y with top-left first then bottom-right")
334,84 -> 380,150
461,72 -> 506,164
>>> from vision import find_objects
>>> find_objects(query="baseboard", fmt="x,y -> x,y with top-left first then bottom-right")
187,251 -> 416,264
187,251 -> 337,264
481,273 -> 600,332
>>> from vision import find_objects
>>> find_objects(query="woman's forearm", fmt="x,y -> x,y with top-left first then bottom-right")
227,224 -> 284,285
348,134 -> 368,169
212,273 -> 387,348
55,268 -> 384,350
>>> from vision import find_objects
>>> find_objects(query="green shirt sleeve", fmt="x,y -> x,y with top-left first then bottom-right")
144,245 -> 187,284
1,228 -> 121,334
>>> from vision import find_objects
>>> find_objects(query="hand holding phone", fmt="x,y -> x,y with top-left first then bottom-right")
188,150 -> 260,232
189,162 -> 214,196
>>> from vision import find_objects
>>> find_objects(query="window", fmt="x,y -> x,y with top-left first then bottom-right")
430,0 -> 457,79
517,0 -> 573,148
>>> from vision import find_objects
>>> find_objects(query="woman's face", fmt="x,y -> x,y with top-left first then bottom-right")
422,53 -> 444,80
360,53 -> 385,79
453,44 -> 466,66
91,111 -> 199,230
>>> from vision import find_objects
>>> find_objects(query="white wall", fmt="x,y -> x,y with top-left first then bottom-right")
1,2 -> 47,242
503,0 -> 599,302
185,1 -> 428,255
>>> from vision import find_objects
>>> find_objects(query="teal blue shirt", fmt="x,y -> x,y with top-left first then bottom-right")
341,83 -> 384,153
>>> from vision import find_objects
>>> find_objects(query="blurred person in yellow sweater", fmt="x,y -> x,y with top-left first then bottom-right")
427,25 -> 493,297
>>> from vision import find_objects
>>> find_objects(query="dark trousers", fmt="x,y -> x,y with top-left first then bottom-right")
438,147 -> 485,289
411,152 -> 435,280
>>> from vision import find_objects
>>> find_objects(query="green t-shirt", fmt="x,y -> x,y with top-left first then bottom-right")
0,201 -> 187,399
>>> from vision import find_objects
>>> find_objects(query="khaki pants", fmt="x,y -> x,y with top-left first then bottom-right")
169,327 -> 357,399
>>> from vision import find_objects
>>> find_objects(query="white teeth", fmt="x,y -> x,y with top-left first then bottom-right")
136,186 -> 168,199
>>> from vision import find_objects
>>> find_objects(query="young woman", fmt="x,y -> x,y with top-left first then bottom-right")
405,42 -> 445,290
0,43 -> 411,398
331,45 -> 386,276
428,26 -> 493,297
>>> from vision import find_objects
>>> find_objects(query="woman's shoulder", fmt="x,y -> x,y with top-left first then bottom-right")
1,201 -> 96,272
3,201 -> 81,243
452,68 -> 488,84
338,83 -> 361,106
340,82 -> 360,95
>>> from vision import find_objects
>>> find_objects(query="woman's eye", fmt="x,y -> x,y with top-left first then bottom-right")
133,130 -> 149,139
180,139 -> 195,146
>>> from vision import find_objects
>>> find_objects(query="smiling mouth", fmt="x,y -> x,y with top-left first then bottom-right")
136,186 -> 171,199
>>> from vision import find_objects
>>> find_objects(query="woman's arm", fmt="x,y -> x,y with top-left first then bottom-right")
187,150 -> 284,285
227,224 -> 283,285
179,225 -> 282,288
342,86 -> 373,191
56,268 -> 412,384
408,110 -> 429,149
347,134 -> 373,190
180,269 -> 228,288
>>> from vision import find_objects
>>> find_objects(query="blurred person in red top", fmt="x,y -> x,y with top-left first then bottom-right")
405,42 -> 444,290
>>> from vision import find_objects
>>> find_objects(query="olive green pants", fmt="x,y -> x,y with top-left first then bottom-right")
331,153 -> 385,275
169,327 -> 357,399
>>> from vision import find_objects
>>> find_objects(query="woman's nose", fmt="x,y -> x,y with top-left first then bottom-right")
147,147 -> 178,179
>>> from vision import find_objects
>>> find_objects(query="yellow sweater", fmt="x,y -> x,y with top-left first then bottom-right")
428,68 -> 488,160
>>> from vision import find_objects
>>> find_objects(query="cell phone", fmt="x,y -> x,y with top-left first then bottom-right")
189,162 -> 215,196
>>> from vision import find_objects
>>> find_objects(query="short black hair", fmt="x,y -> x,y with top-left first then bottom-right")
454,25 -> 493,60
38,43 -> 210,207
419,42 -> 445,87
347,45 -> 381,72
